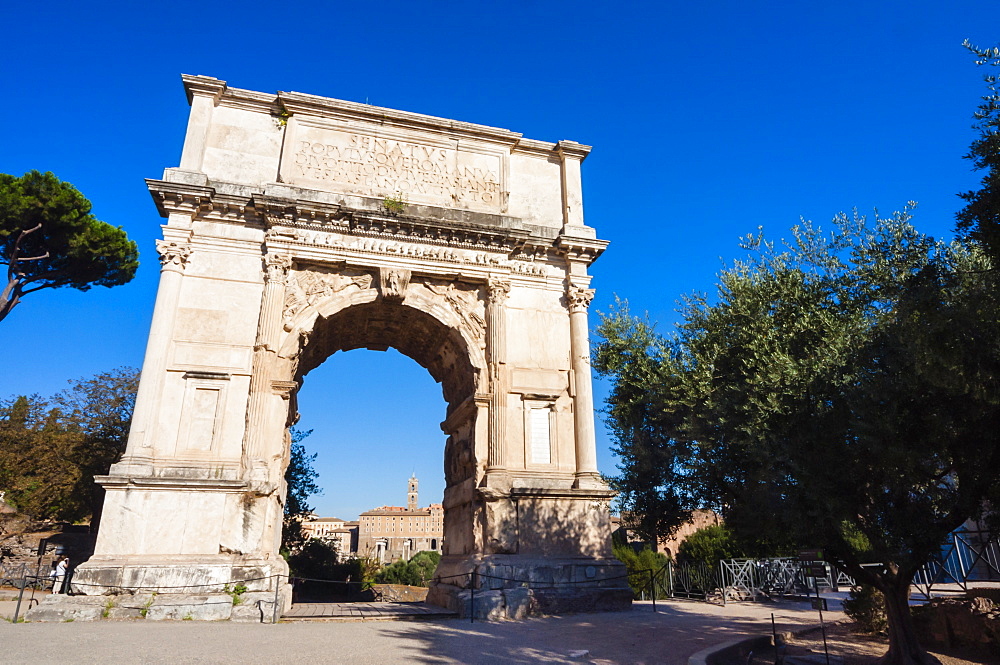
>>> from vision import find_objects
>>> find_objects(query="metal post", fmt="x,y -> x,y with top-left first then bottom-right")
470,571 -> 476,624
667,560 -> 674,598
649,569 -> 656,612
815,577 -> 830,665
271,574 -> 281,624
771,613 -> 778,665
12,565 -> 28,623
720,560 -> 727,606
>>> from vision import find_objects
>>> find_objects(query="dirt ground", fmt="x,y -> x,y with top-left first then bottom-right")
775,621 -> 997,665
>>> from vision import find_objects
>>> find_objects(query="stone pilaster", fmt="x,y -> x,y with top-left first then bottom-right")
485,277 -> 511,474
119,239 -> 193,464
567,285 -> 601,487
243,253 -> 292,479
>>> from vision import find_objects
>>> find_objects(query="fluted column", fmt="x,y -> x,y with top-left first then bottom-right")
243,253 -> 292,473
486,277 -> 511,472
124,240 -> 192,457
567,286 -> 600,485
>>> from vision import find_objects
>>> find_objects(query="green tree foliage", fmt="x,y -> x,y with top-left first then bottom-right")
594,210 -> 1000,665
676,525 -> 743,567
611,541 -> 669,598
373,551 -> 441,587
286,538 -> 360,582
0,367 -> 139,524
956,42 -> 1000,261
0,171 -> 139,323
281,427 -> 321,554
843,583 -> 889,635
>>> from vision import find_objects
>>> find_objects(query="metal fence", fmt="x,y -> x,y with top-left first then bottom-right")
914,529 -> 1000,599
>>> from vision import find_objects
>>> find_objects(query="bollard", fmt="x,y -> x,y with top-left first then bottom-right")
470,571 -> 476,624
12,566 -> 28,623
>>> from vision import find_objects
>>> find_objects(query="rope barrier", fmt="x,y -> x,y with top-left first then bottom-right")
63,573 -> 284,593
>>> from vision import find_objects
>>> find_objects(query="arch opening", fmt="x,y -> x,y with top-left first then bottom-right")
294,346 -> 449,567
295,300 -> 480,415
286,296 -> 485,571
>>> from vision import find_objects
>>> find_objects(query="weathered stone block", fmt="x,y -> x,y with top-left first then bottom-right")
231,591 -> 282,623
503,587 -> 533,620
106,605 -> 144,620
145,594 -> 233,621
230,604 -> 264,623
471,589 -> 506,621
25,595 -> 107,622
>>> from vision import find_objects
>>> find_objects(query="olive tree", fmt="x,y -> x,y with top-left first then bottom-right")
595,209 -> 1000,665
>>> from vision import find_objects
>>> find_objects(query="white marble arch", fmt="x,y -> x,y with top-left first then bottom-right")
72,75 -> 629,618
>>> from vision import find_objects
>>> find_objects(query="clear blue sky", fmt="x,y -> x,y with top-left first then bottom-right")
2,1 -> 997,519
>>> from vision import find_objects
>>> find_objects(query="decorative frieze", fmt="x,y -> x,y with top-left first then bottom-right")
424,280 -> 486,340
282,267 -> 373,331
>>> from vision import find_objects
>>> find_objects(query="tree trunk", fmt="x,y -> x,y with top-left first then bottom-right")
0,276 -> 20,323
878,580 -> 941,665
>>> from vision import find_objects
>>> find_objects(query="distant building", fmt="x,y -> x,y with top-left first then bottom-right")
301,515 -> 358,556
613,509 -> 721,559
357,475 -> 443,563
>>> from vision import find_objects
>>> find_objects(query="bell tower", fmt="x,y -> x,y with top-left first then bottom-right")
407,475 -> 419,511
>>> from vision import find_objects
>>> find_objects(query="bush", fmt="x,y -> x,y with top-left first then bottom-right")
842,583 -> 887,634
613,541 -> 669,598
373,550 -> 441,587
677,524 -> 743,566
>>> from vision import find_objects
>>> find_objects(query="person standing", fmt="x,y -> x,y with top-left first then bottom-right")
51,556 -> 68,594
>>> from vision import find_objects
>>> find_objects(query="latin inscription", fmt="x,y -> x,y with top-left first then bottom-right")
282,127 -> 505,211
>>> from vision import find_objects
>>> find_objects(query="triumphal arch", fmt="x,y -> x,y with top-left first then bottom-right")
74,75 -> 628,617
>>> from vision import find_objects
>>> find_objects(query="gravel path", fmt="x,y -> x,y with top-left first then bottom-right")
1,598 -> 837,665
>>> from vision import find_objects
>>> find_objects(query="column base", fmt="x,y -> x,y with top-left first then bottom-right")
573,472 -> 606,490
71,554 -> 289,598
427,554 -> 632,620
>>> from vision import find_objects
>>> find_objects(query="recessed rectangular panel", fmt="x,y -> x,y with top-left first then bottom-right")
280,119 -> 506,213
529,407 -> 551,465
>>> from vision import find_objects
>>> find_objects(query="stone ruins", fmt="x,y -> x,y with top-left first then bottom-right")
66,75 -> 628,619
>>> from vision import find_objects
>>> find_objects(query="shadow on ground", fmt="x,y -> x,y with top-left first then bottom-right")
374,599 -> 830,665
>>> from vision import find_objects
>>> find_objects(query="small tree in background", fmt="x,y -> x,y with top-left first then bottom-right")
374,551 -> 441,587
0,171 -> 139,323
281,427 -> 320,555
611,539 -> 669,598
0,367 -> 138,527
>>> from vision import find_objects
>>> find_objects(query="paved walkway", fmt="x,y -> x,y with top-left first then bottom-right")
0,598 -> 841,665
283,601 -> 457,621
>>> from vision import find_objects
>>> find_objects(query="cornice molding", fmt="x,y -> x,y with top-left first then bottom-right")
181,74 -> 227,106
555,139 -> 592,161
555,233 -> 609,264
95,475 -> 248,492
276,91 -> 524,147
146,179 -> 216,218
